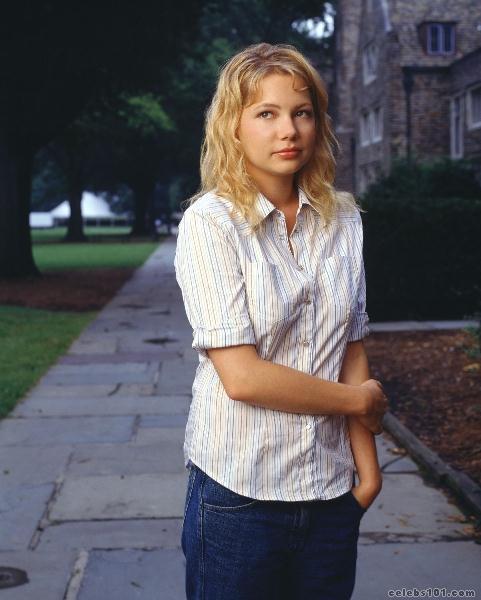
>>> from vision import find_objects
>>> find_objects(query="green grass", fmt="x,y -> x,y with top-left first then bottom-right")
31,226 -> 132,242
33,241 -> 159,270
1,230 -> 164,418
0,306 -> 96,418
31,227 -> 160,270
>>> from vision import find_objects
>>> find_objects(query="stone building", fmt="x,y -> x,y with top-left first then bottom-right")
331,0 -> 481,194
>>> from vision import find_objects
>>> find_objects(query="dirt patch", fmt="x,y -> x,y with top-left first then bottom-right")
364,329 -> 481,488
0,268 -> 136,311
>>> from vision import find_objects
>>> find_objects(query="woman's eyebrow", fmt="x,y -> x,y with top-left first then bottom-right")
252,102 -> 313,110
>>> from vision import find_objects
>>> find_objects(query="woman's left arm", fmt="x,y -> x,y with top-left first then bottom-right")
339,339 -> 383,509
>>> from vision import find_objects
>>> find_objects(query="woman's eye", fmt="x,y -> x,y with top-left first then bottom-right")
296,110 -> 312,118
258,111 -> 273,118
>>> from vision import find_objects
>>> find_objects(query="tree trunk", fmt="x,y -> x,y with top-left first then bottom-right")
130,181 -> 155,237
0,129 -> 39,278
65,183 -> 87,242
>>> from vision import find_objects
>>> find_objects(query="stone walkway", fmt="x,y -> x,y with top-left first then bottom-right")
0,236 -> 480,599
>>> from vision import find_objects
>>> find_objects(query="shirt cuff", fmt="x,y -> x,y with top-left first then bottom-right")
347,311 -> 370,342
192,322 -> 257,358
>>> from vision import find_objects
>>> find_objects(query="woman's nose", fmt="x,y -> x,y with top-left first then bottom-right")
279,116 -> 297,138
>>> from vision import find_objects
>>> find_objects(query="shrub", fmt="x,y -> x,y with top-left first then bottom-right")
359,158 -> 481,320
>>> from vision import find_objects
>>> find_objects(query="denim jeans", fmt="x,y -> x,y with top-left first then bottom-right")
181,462 -> 367,600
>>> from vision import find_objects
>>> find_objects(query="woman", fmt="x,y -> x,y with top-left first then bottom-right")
174,42 -> 388,600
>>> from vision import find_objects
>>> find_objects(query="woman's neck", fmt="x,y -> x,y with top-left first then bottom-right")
252,175 -> 298,210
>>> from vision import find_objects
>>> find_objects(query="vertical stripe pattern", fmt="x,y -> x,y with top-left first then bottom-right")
174,187 -> 370,501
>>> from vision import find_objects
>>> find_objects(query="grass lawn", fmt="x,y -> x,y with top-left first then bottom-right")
32,227 -> 159,270
0,306 -> 96,417
31,226 -> 132,242
0,228 -> 163,418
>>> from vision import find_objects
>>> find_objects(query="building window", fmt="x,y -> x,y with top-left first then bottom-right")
360,112 -> 370,146
371,106 -> 383,142
450,95 -> 464,158
427,23 -> 455,55
359,106 -> 383,146
363,42 -> 378,84
467,85 -> 481,130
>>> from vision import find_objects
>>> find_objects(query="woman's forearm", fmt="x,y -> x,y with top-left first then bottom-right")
235,354 -> 366,417
339,340 -> 382,488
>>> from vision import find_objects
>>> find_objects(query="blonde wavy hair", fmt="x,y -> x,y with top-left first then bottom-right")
183,42 -> 359,230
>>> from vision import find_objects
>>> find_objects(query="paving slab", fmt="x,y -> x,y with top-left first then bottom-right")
39,367 -> 158,386
352,541 -> 481,599
36,519 -> 183,552
11,394 -> 191,418
0,548 -> 78,599
67,433 -> 185,477
0,416 -> 135,446
49,473 -> 188,521
68,336 -> 119,354
0,445 -> 72,487
23,383 -> 119,398
359,473 -> 471,541
77,548 -> 185,600
156,359 -> 197,395
0,482 -> 54,551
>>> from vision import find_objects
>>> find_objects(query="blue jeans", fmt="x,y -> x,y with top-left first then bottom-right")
181,462 -> 367,600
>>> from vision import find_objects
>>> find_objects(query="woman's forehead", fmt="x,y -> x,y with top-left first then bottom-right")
245,72 -> 310,106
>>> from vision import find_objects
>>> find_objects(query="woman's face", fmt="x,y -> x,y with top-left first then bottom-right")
236,73 -> 316,187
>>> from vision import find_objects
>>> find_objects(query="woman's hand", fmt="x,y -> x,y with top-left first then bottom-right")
357,379 -> 388,435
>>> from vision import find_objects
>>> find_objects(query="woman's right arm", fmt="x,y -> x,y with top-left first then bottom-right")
207,344 -> 387,430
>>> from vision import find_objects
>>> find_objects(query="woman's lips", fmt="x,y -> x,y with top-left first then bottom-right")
274,149 -> 301,158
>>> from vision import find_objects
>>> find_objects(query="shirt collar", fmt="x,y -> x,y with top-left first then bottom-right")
255,186 -> 320,221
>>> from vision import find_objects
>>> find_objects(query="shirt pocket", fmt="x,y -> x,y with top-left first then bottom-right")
321,255 -> 358,326
243,260 -> 299,326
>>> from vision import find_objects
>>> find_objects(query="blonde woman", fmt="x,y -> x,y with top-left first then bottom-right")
174,42 -> 388,600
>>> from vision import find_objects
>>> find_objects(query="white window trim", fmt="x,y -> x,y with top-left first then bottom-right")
372,107 -> 383,143
427,23 -> 455,55
450,94 -> 464,159
466,84 -> 481,131
362,42 -> 377,85
360,112 -> 370,147
359,106 -> 383,146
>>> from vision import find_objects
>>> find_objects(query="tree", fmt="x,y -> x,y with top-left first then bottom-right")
0,1 -> 201,277
163,0 -> 334,200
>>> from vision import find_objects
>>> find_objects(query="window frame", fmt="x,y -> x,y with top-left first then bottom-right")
466,84 -> 481,131
426,23 -> 455,55
362,41 -> 378,85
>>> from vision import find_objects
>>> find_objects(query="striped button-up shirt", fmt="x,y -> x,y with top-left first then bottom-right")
174,186 -> 370,501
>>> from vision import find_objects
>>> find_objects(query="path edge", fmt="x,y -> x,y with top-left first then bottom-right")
384,411 -> 481,520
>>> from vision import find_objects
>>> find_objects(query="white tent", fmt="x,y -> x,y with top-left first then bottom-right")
50,192 -> 117,219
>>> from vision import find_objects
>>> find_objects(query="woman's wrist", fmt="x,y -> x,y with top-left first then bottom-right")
345,384 -> 368,416
357,473 -> 382,493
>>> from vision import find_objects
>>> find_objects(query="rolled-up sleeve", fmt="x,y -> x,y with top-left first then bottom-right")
174,209 -> 256,358
347,256 -> 370,342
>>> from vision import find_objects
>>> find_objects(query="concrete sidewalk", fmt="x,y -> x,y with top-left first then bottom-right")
0,236 -> 480,599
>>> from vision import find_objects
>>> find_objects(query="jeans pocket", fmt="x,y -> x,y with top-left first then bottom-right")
201,472 -> 260,512
348,489 -> 368,515
182,466 -> 197,528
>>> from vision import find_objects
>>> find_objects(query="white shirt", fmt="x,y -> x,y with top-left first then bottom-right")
174,186 -> 370,501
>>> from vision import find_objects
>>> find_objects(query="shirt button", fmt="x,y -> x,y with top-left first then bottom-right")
302,339 -> 310,346
305,298 -> 311,305
297,265 -> 304,271
305,423 -> 312,430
